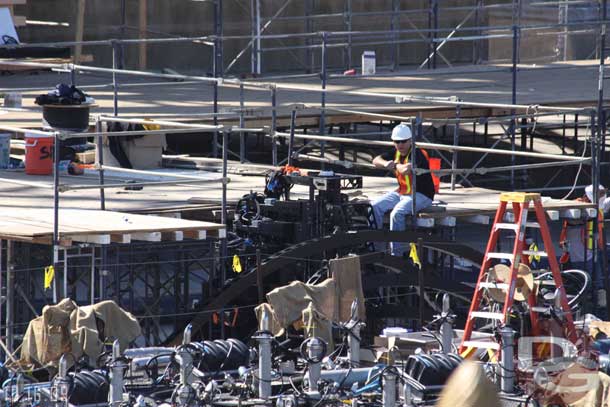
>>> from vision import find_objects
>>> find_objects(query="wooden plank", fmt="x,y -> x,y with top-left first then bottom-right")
132,232 -> 162,242
74,0 -> 86,64
111,234 -> 131,244
184,229 -> 206,240
162,231 -> 183,241
71,234 -> 111,245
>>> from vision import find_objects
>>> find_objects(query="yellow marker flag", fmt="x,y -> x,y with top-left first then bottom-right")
44,265 -> 55,290
232,255 -> 243,273
529,242 -> 540,263
409,243 -> 421,269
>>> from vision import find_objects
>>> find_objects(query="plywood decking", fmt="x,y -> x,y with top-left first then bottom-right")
0,60 -> 605,128
0,207 -> 226,245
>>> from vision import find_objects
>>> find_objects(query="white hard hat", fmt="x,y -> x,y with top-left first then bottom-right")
585,184 -> 606,202
391,123 -> 412,141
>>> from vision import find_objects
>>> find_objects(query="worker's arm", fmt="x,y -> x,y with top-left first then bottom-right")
373,154 -> 396,171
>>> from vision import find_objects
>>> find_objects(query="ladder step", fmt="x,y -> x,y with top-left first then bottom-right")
522,250 -> 548,257
494,222 -> 540,232
478,282 -> 510,290
494,223 -> 519,231
470,311 -> 505,320
486,252 -> 514,260
462,341 -> 500,350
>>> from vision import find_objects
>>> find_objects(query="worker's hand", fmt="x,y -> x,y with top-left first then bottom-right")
384,160 -> 396,170
396,163 -> 411,175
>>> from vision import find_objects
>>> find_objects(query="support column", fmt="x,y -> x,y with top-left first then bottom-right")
319,32 -> 327,169
138,0 -> 147,70
239,83 -> 246,163
391,0 -> 400,71
305,0 -> 314,73
271,86 -> 278,166
451,103 -> 461,190
344,0 -> 352,70
250,0 -> 257,74
557,0 -> 568,61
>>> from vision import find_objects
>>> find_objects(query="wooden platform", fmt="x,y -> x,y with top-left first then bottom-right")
0,60 -> 605,128
0,208 -> 225,245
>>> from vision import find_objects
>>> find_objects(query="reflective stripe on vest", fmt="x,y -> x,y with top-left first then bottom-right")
394,150 -> 412,195
585,209 -> 604,250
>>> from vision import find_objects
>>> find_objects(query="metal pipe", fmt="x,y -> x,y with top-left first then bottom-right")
256,0 -> 261,74
273,131 -> 588,161
320,32 -> 328,169
109,340 -> 125,407
95,118 -> 106,210
439,294 -> 453,354
256,309 -> 272,400
53,132 -> 61,304
451,102 -> 461,190
271,86 -> 278,166
221,131 -> 229,226
59,177 -> 229,192
63,248 -> 68,300
287,109 -> 297,166
500,326 -> 516,393
239,83 -> 246,163
411,119 -> 418,232
90,249 -> 95,304
112,42 -> 119,116
97,116 -> 222,130
382,369 -> 397,407
5,240 -> 13,352
510,24 -> 519,189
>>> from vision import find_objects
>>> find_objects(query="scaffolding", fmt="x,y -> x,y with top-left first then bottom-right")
0,0 -> 609,351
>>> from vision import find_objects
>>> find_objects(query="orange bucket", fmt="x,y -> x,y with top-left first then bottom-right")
25,134 -> 54,175
429,157 -> 441,193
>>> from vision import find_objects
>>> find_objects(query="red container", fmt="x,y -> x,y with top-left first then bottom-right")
25,134 -> 54,175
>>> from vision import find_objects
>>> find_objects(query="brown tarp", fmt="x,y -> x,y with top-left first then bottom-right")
18,299 -> 141,369
254,255 -> 365,348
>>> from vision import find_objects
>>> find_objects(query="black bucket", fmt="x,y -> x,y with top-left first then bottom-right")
42,104 -> 91,131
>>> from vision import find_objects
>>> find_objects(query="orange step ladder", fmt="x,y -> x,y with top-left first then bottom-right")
458,192 -> 577,354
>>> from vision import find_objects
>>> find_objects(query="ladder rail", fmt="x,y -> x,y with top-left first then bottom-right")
533,199 -> 577,343
459,200 -> 508,353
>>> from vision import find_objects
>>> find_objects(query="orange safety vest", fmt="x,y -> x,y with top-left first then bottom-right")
394,148 -> 430,196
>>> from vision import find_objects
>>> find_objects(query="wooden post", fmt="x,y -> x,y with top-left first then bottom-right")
74,0 -> 86,64
139,0 -> 147,70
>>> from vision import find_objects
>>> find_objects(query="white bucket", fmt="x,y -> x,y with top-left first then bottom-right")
362,51 -> 376,75
0,133 -> 10,169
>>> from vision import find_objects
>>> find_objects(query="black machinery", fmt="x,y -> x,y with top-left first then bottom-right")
233,169 -> 372,245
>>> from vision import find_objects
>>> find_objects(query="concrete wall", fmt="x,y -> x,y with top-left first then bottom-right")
16,0 -> 602,75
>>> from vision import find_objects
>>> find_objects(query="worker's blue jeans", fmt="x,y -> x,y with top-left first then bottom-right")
371,191 -> 433,256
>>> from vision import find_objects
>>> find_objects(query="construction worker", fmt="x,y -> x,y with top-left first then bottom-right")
371,123 -> 435,256
559,185 -> 610,285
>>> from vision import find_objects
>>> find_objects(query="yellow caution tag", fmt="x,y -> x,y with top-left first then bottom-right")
44,265 -> 55,290
529,242 -> 540,263
232,255 -> 242,273
409,243 -> 421,269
